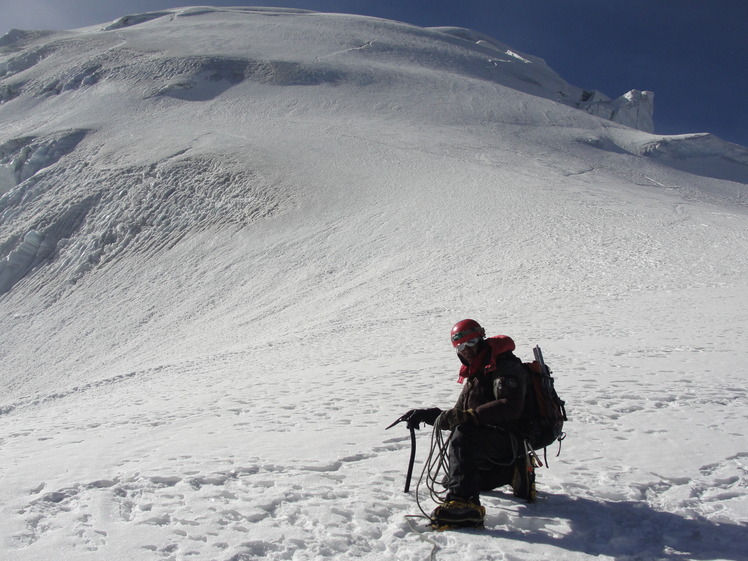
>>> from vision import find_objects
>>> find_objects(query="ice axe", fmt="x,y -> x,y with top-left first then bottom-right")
386,412 -> 417,493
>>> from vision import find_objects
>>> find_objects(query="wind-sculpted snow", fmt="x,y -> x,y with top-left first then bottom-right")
2,35 -> 343,104
0,7 -> 747,561
154,56 -> 344,101
576,129 -> 748,187
0,150 -> 286,295
0,29 -> 58,52
641,134 -> 748,184
101,11 -> 175,31
0,43 -> 57,80
99,5 -> 317,32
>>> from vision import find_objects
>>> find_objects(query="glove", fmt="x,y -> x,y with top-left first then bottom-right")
401,408 -> 442,430
436,408 -> 478,431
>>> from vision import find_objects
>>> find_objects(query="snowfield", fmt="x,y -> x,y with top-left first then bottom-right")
0,6 -> 746,561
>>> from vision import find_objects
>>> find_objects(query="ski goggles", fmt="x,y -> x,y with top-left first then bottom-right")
455,337 -> 480,352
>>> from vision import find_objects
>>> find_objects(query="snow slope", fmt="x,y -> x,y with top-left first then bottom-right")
1,6 -> 746,561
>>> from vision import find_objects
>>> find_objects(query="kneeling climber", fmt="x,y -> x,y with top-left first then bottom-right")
403,319 -> 537,529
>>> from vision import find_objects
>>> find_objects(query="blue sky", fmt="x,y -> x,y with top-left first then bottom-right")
2,0 -> 747,147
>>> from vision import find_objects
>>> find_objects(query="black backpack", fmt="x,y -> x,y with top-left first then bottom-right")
524,346 -> 567,451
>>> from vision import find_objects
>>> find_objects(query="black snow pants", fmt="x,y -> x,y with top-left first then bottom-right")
446,424 -> 520,504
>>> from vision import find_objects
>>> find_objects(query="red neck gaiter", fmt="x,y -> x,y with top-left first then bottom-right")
457,335 -> 516,383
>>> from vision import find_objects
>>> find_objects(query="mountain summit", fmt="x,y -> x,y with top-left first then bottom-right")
1,7 -> 744,302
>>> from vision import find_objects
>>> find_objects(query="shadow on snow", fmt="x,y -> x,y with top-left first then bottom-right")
483,492 -> 746,561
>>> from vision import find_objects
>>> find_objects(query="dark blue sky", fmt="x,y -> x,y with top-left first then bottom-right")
2,0 -> 747,147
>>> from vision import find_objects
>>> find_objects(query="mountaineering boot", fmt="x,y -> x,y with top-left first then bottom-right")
430,499 -> 486,530
512,452 -> 537,502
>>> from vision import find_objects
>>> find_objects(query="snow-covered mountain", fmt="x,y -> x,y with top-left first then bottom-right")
1,6 -> 746,561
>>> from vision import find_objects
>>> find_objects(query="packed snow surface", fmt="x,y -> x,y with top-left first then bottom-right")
1,6 -> 747,561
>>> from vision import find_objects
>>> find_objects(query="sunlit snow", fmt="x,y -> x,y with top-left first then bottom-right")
1,6 -> 746,561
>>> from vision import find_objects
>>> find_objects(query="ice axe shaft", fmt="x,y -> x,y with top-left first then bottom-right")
404,426 -> 416,493
386,414 -> 417,493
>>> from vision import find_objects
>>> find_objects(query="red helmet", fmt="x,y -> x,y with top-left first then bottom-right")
450,319 -> 485,348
